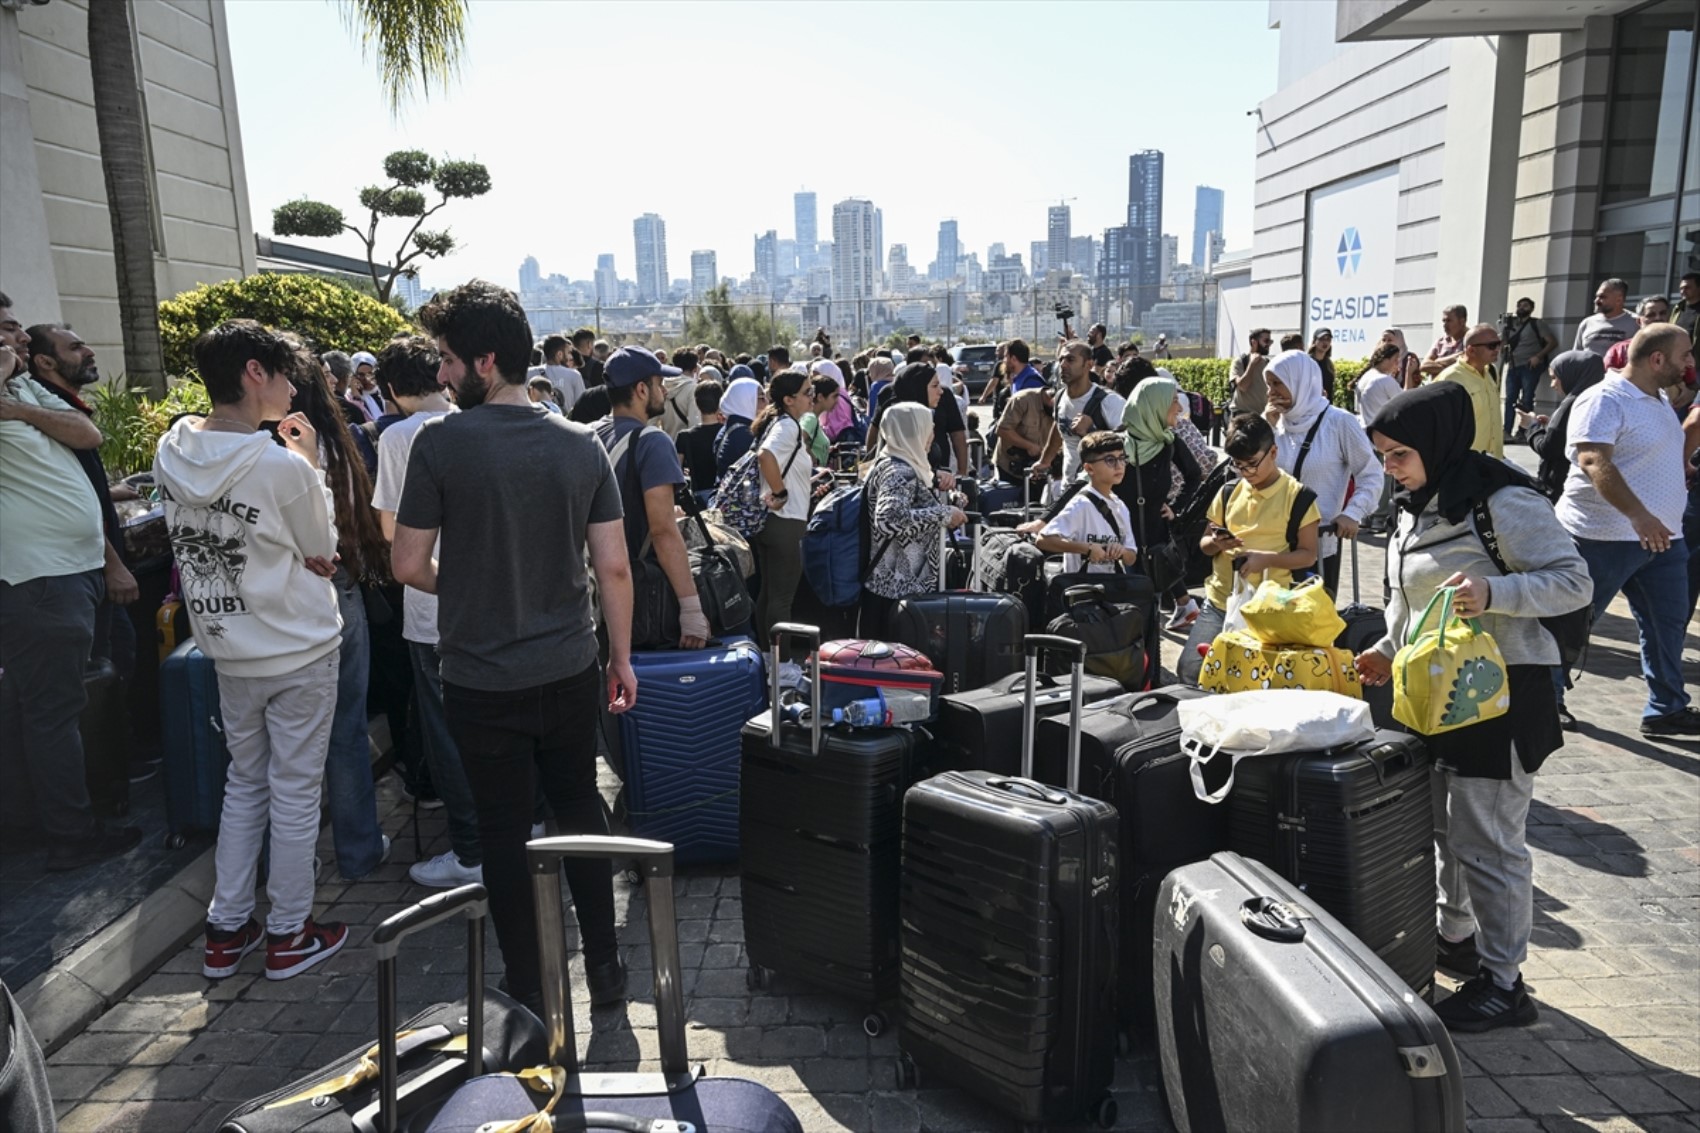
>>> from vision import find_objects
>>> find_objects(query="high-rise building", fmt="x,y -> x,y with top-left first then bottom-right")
1068,235 -> 1099,279
874,208 -> 885,277
1191,186 -> 1224,268
987,243 -> 1006,263
1030,240 -> 1049,276
632,213 -> 668,304
888,244 -> 913,291
1047,204 -> 1072,275
794,191 -> 817,248
689,250 -> 717,298
594,254 -> 618,307
1161,234 -> 1178,283
831,198 -> 879,304
935,220 -> 959,281
753,230 -> 778,285
519,255 -> 541,293
1126,150 -> 1165,315
1204,230 -> 1226,271
777,238 -> 798,280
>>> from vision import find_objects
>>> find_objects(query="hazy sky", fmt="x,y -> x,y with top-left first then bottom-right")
227,1 -> 1278,290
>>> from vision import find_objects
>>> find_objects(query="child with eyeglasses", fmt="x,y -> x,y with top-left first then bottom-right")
1037,431 -> 1140,573
1177,412 -> 1322,684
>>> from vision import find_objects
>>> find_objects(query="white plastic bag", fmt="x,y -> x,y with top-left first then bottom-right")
1220,571 -> 1263,636
1179,690 -> 1374,804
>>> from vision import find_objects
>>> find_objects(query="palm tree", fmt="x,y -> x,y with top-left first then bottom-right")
88,0 -> 467,396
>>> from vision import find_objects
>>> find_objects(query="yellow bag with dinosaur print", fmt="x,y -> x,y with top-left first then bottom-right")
1392,587 -> 1510,735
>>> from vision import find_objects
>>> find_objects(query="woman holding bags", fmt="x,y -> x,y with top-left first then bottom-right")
859,403 -> 968,635
1115,372 -> 1203,629
1355,382 -> 1591,1034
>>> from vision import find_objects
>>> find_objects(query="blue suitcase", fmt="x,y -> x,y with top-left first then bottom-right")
159,640 -> 229,847
616,639 -> 765,865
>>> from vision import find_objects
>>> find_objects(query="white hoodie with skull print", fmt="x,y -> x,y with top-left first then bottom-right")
154,419 -> 341,677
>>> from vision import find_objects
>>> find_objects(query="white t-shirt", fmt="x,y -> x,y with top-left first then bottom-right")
1041,484 -> 1136,574
371,406 -> 456,644
1556,375 -> 1687,542
545,364 -> 585,411
1054,384 -> 1127,483
760,414 -> 813,521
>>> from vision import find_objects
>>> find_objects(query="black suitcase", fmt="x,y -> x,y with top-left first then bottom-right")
1225,729 -> 1437,998
1157,852 -> 1466,1133
740,624 -> 917,1029
898,635 -> 1120,1130
400,837 -> 803,1133
1034,685 -> 1230,1037
1337,535 -> 1396,729
217,885 -> 549,1132
924,666 -> 1122,778
80,658 -> 129,817
887,592 -> 1027,694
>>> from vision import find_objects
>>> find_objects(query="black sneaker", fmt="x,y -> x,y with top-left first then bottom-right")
1436,934 -> 1481,981
1557,707 -> 1579,732
585,956 -> 627,1008
1434,971 -> 1537,1033
1641,707 -> 1700,740
46,825 -> 144,872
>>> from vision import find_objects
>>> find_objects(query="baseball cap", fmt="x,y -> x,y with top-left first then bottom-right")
604,345 -> 681,388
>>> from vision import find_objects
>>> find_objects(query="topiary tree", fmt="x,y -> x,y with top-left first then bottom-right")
271,149 -> 490,303
157,273 -> 414,377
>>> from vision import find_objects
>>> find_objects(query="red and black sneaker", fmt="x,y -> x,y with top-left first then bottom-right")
202,918 -> 264,979
265,919 -> 348,981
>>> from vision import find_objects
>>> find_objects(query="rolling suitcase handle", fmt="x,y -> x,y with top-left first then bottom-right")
768,622 -> 822,756
528,836 -> 697,1093
1019,634 -> 1087,790
369,883 -> 489,1133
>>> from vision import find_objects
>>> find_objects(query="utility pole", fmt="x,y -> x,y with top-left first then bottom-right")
594,301 -> 601,338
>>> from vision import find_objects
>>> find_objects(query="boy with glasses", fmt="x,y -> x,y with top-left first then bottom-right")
1439,324 -> 1506,458
1037,431 -> 1139,573
1177,413 -> 1321,684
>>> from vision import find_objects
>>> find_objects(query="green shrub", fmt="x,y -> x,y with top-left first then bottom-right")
1163,357 -> 1364,411
87,378 -> 212,479
158,273 -> 414,377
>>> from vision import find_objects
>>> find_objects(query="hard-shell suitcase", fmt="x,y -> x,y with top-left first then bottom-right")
975,480 -> 1025,518
159,640 -> 229,845
1157,852 -> 1466,1133
613,638 -> 765,865
816,638 -> 944,721
739,625 -> 918,1028
926,666 -> 1122,778
898,636 -> 1120,1130
398,837 -> 802,1133
1035,685 -> 1229,1037
1337,534 -> 1396,729
80,658 -> 129,817
216,885 -> 549,1133
886,525 -> 1028,693
1226,729 -> 1437,998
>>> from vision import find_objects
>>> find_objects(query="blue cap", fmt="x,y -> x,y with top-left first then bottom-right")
604,346 -> 681,388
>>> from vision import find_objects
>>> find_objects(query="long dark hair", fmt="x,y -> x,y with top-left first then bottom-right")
280,334 -> 390,582
752,369 -> 808,439
889,362 -> 938,406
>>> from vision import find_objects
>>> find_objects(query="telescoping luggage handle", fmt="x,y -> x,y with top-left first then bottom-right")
1019,633 -> 1087,791
369,883 -> 488,1133
529,836 -> 699,1096
768,622 -> 821,755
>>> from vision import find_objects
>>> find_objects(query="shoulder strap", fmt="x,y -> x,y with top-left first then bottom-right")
1291,413 -> 1327,481
608,425 -> 662,559
1470,497 -> 1511,576
1082,489 -> 1125,544
1286,484 -> 1318,551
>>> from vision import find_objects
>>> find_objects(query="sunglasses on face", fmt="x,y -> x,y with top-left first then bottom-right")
1471,340 -> 1502,351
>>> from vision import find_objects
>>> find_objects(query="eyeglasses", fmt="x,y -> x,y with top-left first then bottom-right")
1089,453 -> 1128,467
1471,340 -> 1502,351
1231,449 -> 1272,474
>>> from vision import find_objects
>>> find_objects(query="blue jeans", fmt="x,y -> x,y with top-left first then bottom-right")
1574,537 -> 1692,720
326,572 -> 386,877
408,640 -> 481,866
1178,601 -> 1227,686
1503,364 -> 1539,432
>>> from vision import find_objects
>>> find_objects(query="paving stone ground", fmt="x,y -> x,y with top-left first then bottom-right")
40,529 -> 1700,1133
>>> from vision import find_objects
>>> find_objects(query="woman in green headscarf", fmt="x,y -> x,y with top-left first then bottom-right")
1115,371 -> 1204,626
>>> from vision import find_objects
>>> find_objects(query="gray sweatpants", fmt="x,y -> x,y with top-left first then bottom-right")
1433,758 -> 1535,987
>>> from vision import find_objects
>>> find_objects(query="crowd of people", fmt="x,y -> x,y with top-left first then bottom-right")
0,268 -> 1695,1032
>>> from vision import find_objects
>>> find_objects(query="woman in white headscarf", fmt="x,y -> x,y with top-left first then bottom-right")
714,371 -> 762,477
1264,349 -> 1384,595
859,402 -> 968,635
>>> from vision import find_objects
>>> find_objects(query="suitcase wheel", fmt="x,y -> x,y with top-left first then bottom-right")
861,1009 -> 887,1038
745,964 -> 769,992
1091,1095 -> 1118,1129
895,1052 -> 920,1090
165,832 -> 187,850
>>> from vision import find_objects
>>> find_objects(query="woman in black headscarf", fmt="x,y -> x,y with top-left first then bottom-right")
1355,382 -> 1591,1036
1523,349 -> 1605,500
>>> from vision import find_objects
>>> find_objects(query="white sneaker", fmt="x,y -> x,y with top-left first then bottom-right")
1164,600 -> 1200,632
408,849 -> 483,888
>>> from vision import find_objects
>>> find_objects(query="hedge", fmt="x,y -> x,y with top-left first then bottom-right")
1161,357 -> 1365,411
158,273 -> 414,378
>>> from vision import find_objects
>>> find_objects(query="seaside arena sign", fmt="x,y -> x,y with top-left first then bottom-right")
1304,165 -> 1398,350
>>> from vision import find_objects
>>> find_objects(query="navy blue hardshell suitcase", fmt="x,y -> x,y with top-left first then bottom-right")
615,638 -> 764,865
898,636 -> 1120,1129
159,640 -> 229,845
1157,852 -> 1466,1133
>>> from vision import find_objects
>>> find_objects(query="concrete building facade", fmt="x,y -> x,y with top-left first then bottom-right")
2,0 -> 256,372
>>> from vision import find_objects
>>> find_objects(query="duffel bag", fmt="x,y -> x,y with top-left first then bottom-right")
1044,584 -> 1145,691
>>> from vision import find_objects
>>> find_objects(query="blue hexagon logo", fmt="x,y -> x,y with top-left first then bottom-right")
1337,228 -> 1362,277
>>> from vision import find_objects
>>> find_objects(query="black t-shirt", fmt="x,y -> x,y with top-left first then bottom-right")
873,388 -> 963,470
580,355 -> 605,389
676,422 -> 721,492
1091,343 -> 1114,369
569,386 -> 610,424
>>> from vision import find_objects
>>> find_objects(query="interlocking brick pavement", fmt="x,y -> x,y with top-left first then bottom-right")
42,527 -> 1699,1132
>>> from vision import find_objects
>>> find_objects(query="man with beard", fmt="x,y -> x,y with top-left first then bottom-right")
593,346 -> 710,650
392,280 -> 638,1014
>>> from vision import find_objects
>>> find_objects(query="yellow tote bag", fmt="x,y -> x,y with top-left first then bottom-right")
1199,630 -> 1363,698
1392,587 -> 1510,735
1237,576 -> 1348,648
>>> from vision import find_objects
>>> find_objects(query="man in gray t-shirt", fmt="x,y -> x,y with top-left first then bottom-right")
393,281 -> 637,1015
1573,278 -> 1639,357
1499,297 -> 1558,438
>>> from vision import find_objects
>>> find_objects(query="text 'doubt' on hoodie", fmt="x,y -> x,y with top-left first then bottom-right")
153,419 -> 343,678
